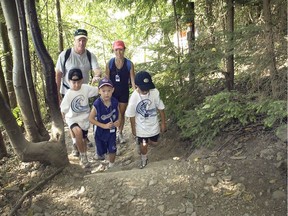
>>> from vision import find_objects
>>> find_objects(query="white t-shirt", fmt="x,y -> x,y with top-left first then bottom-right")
60,84 -> 98,130
125,88 -> 165,137
55,48 -> 100,94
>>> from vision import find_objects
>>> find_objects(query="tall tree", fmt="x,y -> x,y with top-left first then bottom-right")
225,0 -> 235,91
262,0 -> 279,99
16,0 -> 49,140
0,8 -> 16,108
0,0 -> 68,166
24,0 -> 65,142
0,0 -> 45,142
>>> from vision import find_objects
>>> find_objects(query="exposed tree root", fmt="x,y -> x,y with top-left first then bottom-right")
9,166 -> 65,216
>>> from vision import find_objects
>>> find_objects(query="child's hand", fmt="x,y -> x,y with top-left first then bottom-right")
105,122 -> 114,129
113,120 -> 120,128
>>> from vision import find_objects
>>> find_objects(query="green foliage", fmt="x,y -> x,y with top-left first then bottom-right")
12,107 -> 23,127
178,91 -> 287,147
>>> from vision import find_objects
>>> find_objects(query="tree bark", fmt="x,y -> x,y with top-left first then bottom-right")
0,92 -> 69,166
0,129 -> 8,159
55,0 -> 64,54
1,0 -> 43,142
15,0 -> 49,140
225,0 -> 235,91
0,9 -> 16,109
0,59 -> 9,106
263,0 -> 279,99
25,0 -> 65,142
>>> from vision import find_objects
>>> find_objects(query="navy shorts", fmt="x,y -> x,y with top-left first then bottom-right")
70,123 -> 88,138
95,134 -> 117,156
113,90 -> 129,103
137,134 -> 160,144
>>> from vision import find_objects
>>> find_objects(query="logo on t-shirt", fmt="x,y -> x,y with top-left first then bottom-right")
136,99 -> 157,118
71,95 -> 89,113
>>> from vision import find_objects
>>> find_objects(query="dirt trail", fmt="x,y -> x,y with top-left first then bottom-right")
1,124 -> 287,216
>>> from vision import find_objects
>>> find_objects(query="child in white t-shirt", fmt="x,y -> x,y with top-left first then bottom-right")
60,68 -> 98,168
125,71 -> 166,169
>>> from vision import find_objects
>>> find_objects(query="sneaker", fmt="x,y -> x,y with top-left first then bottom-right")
139,159 -> 148,169
80,156 -> 91,168
72,144 -> 79,157
94,154 -> 105,160
116,147 -> 121,156
118,133 -> 126,144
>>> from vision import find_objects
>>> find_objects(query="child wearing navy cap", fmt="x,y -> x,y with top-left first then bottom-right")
60,68 -> 99,168
89,77 -> 120,170
125,71 -> 167,169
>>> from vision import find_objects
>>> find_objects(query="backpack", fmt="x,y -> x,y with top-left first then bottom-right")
108,57 -> 131,73
62,48 -> 93,89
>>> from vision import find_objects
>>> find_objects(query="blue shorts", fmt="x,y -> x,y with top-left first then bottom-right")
70,123 -> 88,138
113,89 -> 129,103
94,133 -> 117,156
137,134 -> 160,144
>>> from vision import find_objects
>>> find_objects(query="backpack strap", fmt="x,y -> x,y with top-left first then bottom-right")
86,50 -> 93,79
63,48 -> 72,77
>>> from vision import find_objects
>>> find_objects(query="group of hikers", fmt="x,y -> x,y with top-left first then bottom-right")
55,29 -> 167,170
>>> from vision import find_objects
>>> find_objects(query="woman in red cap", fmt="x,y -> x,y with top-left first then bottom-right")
106,40 -> 135,147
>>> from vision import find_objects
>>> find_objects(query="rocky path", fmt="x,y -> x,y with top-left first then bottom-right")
1,127 -> 287,216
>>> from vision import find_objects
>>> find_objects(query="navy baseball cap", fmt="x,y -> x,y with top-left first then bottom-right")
99,77 -> 113,88
74,29 -> 88,40
68,68 -> 83,81
135,71 -> 155,91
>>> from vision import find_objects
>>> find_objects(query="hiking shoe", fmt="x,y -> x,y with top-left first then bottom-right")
80,156 -> 91,168
139,159 -> 148,169
94,154 -> 105,160
72,144 -> 79,157
118,133 -> 126,144
116,147 -> 121,156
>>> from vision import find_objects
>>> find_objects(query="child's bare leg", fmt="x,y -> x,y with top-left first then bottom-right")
108,153 -> 116,168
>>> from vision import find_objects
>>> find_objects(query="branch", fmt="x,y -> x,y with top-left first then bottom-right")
9,166 -> 65,216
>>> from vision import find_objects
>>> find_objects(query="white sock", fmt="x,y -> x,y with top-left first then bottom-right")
72,138 -> 76,144
141,154 -> 147,161
109,162 -> 114,168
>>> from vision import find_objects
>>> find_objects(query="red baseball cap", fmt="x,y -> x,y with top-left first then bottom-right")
112,40 -> 125,50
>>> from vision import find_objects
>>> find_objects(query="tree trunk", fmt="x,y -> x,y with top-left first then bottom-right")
225,0 -> 234,91
263,0 -> 280,99
1,0 -> 44,142
0,60 -> 9,106
25,0 -> 65,142
0,129 -> 8,159
16,0 -> 49,140
0,9 -> 16,109
0,92 -> 69,167
55,0 -> 64,54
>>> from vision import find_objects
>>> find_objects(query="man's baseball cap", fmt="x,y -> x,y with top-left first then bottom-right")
135,71 -> 155,91
99,77 -> 114,88
74,29 -> 88,40
112,40 -> 125,50
68,68 -> 83,81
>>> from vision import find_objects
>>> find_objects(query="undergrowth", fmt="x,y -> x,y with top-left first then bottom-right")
177,91 -> 287,147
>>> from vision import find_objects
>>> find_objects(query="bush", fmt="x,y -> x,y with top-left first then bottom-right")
177,91 -> 287,147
